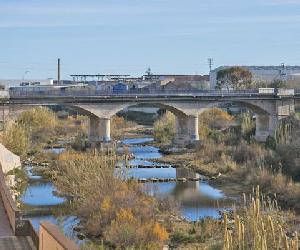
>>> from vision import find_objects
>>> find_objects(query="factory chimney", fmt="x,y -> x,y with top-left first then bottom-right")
57,58 -> 61,85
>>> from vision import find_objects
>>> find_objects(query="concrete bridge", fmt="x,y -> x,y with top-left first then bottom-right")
3,88 -> 299,145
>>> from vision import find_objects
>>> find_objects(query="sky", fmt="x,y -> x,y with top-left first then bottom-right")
0,0 -> 299,79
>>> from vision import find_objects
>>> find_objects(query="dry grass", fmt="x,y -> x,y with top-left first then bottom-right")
223,186 -> 299,250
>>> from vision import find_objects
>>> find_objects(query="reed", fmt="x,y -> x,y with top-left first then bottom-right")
223,186 -> 299,250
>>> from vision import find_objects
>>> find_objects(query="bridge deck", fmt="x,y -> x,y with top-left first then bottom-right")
0,197 -> 13,237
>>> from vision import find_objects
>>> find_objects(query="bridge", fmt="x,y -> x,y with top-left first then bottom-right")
2,88 -> 300,146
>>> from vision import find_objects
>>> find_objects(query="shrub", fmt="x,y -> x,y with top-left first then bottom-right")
53,151 -> 169,248
0,122 -> 29,156
106,209 -> 168,249
196,139 -> 225,163
276,144 -> 300,179
154,112 -> 175,144
17,106 -> 58,132
265,136 -> 277,150
233,142 -> 266,165
199,108 -> 234,131
111,115 -> 136,137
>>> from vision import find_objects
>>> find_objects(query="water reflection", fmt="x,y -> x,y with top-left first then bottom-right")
21,165 -> 80,243
121,167 -> 176,179
20,182 -> 65,206
123,137 -> 154,144
122,137 -> 228,221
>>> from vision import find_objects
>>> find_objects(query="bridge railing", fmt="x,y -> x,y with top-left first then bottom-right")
0,164 -> 21,233
9,88 -> 262,98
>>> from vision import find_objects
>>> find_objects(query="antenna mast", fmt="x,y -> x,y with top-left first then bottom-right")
208,58 -> 214,72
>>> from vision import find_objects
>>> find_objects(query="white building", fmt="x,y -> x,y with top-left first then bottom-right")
0,79 -> 54,89
210,65 -> 300,89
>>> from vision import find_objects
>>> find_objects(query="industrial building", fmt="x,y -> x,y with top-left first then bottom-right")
210,65 -> 300,89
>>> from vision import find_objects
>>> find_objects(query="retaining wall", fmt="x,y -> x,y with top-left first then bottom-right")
0,143 -> 21,173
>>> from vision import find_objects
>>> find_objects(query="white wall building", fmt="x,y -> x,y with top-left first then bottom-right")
210,65 -> 300,89
0,79 -> 54,89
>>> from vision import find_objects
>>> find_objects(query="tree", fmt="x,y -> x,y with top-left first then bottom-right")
216,67 -> 253,90
146,67 -> 152,76
269,79 -> 286,88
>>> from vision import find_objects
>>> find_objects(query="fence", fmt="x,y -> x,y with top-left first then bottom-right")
0,165 -> 20,233
9,88 -> 262,98
0,162 -> 78,250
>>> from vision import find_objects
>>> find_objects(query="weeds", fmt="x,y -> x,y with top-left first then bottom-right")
223,186 -> 299,250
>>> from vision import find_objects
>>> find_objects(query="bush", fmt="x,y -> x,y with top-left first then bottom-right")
106,209 -> 168,249
276,144 -> 300,179
154,112 -> 175,144
1,122 -> 29,156
53,151 -> 169,249
233,142 -> 266,165
17,106 -> 58,132
111,115 -> 136,137
199,108 -> 234,131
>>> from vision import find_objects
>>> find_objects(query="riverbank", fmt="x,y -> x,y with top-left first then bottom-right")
20,132 -> 236,248
153,142 -> 300,214
12,121 -> 300,249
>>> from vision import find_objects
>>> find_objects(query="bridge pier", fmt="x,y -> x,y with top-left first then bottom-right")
88,116 -> 111,142
254,114 -> 278,142
188,116 -> 200,141
174,115 -> 199,146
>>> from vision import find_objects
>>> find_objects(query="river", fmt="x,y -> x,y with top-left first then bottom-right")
20,137 -> 230,242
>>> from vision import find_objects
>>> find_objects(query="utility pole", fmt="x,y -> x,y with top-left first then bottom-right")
208,58 -> 213,73
57,58 -> 61,85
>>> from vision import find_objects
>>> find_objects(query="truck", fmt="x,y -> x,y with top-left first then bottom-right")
276,89 -> 295,96
258,88 -> 275,94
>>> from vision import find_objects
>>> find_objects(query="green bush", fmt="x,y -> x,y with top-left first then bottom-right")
154,112 -> 175,144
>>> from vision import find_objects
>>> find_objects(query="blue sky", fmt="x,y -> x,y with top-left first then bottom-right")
0,0 -> 299,79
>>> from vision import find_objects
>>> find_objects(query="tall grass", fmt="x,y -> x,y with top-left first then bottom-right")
223,186 -> 299,250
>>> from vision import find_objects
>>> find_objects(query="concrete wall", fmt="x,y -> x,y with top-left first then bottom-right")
0,143 -> 21,174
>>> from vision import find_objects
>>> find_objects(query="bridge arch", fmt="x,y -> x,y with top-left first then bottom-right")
69,102 -> 200,145
68,98 -> 284,145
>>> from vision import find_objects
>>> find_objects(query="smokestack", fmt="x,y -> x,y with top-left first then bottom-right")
57,58 -> 61,85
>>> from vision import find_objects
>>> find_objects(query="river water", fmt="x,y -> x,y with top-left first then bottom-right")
20,137 -> 229,241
